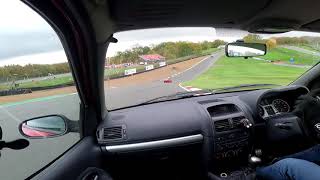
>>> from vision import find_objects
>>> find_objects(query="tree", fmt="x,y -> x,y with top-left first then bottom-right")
108,39 -> 227,65
0,63 -> 70,82
210,40 -> 227,48
266,38 -> 277,50
243,34 -> 262,43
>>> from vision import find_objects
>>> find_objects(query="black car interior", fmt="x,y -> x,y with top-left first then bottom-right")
15,0 -> 320,179
31,85 -> 320,180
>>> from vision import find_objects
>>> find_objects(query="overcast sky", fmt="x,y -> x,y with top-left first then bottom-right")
1,1 -> 320,66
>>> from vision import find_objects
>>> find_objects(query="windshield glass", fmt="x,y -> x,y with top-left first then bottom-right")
105,28 -> 320,110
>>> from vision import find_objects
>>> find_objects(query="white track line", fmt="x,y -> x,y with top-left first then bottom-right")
189,88 -> 202,91
161,55 -> 212,82
170,56 -> 211,78
178,83 -> 191,91
176,56 -> 214,91
178,83 -> 203,92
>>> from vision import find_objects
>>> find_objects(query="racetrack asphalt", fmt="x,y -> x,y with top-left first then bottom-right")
0,52 -> 222,179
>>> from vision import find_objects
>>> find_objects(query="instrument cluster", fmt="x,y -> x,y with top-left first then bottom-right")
258,98 -> 290,118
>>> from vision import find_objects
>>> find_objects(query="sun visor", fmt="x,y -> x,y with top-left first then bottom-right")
301,20 -> 320,33
247,19 -> 300,34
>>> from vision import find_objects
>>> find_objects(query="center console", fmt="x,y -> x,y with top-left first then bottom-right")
207,104 -> 252,160
214,125 -> 250,160
206,104 -> 254,178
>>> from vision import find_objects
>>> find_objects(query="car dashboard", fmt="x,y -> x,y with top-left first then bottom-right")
97,85 -> 309,179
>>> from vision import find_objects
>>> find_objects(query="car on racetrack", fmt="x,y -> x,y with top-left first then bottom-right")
2,0 -> 320,180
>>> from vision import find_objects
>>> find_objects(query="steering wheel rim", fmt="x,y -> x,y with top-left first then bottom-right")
294,89 -> 320,142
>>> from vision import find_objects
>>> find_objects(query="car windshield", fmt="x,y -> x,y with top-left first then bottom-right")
105,27 -> 320,110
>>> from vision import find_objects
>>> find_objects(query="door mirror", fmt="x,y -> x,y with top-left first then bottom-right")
225,42 -> 266,57
19,115 -> 68,138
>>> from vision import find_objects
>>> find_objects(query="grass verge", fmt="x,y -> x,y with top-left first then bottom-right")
264,47 -> 320,65
182,56 -> 308,89
0,76 -> 74,91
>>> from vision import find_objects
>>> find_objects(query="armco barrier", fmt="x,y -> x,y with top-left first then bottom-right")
106,53 -> 217,81
0,82 -> 75,96
0,89 -> 32,96
124,68 -> 137,75
28,82 -> 74,91
159,61 -> 166,67
145,65 -> 154,71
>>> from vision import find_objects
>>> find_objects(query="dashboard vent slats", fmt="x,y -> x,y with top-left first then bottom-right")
214,116 -> 246,132
103,127 -> 123,140
232,116 -> 245,127
214,119 -> 230,132
98,125 -> 127,143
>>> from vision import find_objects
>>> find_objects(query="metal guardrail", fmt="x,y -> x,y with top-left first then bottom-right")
0,89 -> 32,96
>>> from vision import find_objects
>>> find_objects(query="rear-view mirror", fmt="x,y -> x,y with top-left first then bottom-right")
225,42 -> 267,57
19,115 -> 68,139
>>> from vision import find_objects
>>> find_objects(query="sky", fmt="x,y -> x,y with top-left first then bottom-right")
1,1 -> 320,67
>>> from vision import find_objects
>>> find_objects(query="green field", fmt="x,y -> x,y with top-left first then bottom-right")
199,48 -> 220,55
296,44 -> 320,52
263,47 -> 319,65
0,76 -> 74,91
182,55 -> 308,89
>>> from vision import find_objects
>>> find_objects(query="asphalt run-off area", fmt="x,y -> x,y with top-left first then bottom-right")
0,52 -> 222,179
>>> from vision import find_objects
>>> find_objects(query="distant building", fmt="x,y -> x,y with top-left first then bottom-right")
139,54 -> 165,64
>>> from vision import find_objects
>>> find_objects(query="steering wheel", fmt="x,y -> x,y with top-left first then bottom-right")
293,88 -> 320,141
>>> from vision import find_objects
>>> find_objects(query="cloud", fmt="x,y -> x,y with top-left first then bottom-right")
1,1 -> 320,65
107,27 -> 246,56
0,31 -> 63,60
0,1 -> 50,32
0,51 -> 67,67
0,1 -> 62,61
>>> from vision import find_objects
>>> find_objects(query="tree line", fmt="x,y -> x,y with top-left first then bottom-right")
243,34 -> 277,50
0,63 -> 70,82
243,34 -> 320,50
2,35 -> 319,83
0,40 -> 226,82
108,40 -> 227,64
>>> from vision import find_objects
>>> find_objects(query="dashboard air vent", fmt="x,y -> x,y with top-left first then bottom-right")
98,125 -> 127,143
232,116 -> 245,127
104,126 -> 123,139
214,116 -> 247,132
214,119 -> 230,132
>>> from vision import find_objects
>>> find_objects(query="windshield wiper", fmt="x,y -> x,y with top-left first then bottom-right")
138,90 -> 213,105
211,83 -> 279,93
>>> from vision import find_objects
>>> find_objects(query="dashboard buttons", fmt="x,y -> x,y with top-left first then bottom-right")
258,105 -> 265,117
240,119 -> 252,128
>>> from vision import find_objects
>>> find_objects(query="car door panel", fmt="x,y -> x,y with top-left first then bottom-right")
30,137 -> 102,180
